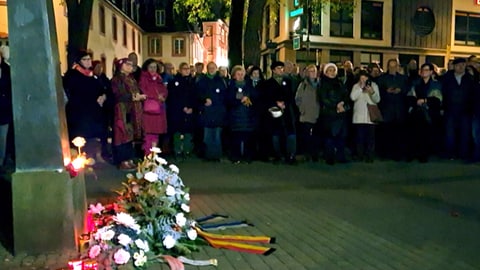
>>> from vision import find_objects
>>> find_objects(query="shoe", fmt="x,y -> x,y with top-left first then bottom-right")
119,161 -> 136,171
231,160 -> 241,165
286,155 -> 297,165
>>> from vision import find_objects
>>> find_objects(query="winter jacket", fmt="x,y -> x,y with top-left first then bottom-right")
196,74 -> 228,128
441,70 -> 475,116
226,79 -> 259,132
376,72 -> 408,123
295,79 -> 320,124
139,71 -> 168,134
350,81 -> 381,124
167,74 -> 198,134
318,76 -> 349,136
261,76 -> 296,134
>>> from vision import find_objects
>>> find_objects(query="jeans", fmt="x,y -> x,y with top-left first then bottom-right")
473,115 -> 480,161
0,124 -> 8,165
230,131 -> 255,161
204,127 -> 223,159
445,114 -> 471,159
272,131 -> 296,159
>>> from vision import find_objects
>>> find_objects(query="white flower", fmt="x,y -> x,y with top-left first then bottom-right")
165,185 -> 176,196
150,147 -> 162,153
155,156 -> 168,165
135,239 -> 150,252
163,235 -> 176,249
72,137 -> 86,148
113,248 -> 131,264
187,228 -> 198,240
169,164 -> 179,174
100,230 -> 115,241
184,193 -> 190,201
133,250 -> 147,267
131,223 -> 141,234
113,212 -> 138,229
175,212 -> 187,227
117,234 -> 132,247
144,171 -> 158,182
181,203 -> 190,213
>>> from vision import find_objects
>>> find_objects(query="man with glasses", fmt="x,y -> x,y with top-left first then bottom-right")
406,63 -> 442,162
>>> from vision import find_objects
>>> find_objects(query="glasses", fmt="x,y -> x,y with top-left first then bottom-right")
421,68 -> 431,72
81,57 -> 92,61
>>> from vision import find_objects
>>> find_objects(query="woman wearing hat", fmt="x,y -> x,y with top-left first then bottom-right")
111,58 -> 146,170
63,50 -> 107,159
318,63 -> 350,165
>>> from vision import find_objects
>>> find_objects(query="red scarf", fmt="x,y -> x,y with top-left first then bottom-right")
72,64 -> 93,77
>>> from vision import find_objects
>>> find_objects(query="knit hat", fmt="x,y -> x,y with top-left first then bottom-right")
270,61 -> 284,70
323,63 -> 338,76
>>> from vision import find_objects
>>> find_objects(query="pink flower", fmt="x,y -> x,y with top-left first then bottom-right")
88,245 -> 101,259
114,248 -> 131,264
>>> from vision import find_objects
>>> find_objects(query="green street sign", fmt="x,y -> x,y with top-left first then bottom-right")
293,36 -> 300,50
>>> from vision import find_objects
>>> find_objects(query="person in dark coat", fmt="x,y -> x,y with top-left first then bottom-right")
0,53 -> 12,168
441,58 -> 475,160
318,63 -> 350,165
406,63 -> 442,163
226,65 -> 259,163
92,60 -> 114,161
166,62 -> 197,159
196,61 -> 228,161
63,50 -> 107,158
376,58 -> 409,160
472,82 -> 480,162
261,61 -> 297,164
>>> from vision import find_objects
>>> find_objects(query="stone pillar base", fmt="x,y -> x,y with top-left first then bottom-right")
12,171 -> 86,255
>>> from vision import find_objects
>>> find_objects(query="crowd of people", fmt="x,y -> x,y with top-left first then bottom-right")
1,47 -> 480,171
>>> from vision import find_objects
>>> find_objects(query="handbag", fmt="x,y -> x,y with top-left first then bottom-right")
144,98 -> 161,114
367,104 -> 383,123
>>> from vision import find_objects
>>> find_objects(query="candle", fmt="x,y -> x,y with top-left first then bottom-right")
68,259 -> 83,270
82,259 -> 98,270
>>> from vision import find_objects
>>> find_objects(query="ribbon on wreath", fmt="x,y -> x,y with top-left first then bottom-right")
195,227 -> 276,255
196,214 -> 253,231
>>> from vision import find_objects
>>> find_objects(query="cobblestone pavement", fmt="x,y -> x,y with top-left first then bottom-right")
1,158 -> 480,269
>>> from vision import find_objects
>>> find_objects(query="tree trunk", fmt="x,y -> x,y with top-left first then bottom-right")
227,0 -> 245,69
65,0 -> 94,68
244,0 -> 266,67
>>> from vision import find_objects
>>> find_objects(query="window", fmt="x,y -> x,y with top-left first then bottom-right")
425,55 -> 445,68
112,15 -> 118,42
172,37 -> 186,57
330,2 -> 353,37
303,5 -> 322,35
330,50 -> 353,64
131,0 -> 136,21
132,30 -> 136,51
361,52 -> 382,67
99,5 -> 105,34
122,22 -> 127,47
274,4 -> 280,38
265,5 -> 270,41
155,10 -> 166,27
148,36 -> 162,56
361,1 -> 383,40
138,35 -> 141,54
455,11 -> 480,46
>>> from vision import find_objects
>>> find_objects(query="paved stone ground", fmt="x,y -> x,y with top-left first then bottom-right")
1,157 -> 480,269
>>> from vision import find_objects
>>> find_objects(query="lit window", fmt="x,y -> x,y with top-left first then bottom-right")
361,1 -> 383,40
361,52 -> 382,67
155,10 -> 166,27
172,37 -> 185,57
455,11 -> 480,46
148,36 -> 162,56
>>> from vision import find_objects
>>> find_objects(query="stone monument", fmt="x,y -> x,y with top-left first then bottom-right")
7,0 -> 86,254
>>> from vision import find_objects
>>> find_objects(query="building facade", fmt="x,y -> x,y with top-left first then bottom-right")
262,0 -> 480,72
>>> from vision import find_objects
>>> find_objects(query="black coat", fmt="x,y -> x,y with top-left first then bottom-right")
318,76 -> 349,137
226,79 -> 259,132
260,76 -> 296,134
0,62 -> 12,125
64,68 -> 106,139
196,74 -> 228,128
441,71 -> 475,116
377,72 -> 409,122
166,74 -> 197,134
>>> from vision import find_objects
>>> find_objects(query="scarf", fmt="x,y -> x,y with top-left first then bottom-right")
273,74 -> 283,85
73,63 -> 93,77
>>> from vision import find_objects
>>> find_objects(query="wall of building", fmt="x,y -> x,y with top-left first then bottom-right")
451,0 -> 480,56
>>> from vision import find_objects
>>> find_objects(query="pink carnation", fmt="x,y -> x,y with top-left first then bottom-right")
88,245 -> 101,259
114,248 -> 131,265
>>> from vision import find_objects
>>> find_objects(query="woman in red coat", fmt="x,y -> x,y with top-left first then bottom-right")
139,58 -> 168,155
